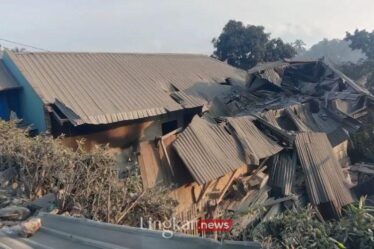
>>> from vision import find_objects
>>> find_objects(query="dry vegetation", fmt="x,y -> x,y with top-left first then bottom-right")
0,120 -> 176,227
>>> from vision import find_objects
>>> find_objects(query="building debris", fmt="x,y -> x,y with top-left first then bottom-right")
295,132 -> 353,218
1,53 -> 374,245
173,116 -> 245,184
268,151 -> 296,197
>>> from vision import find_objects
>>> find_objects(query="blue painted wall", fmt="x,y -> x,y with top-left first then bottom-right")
0,92 -> 10,120
2,53 -> 46,132
0,90 -> 19,120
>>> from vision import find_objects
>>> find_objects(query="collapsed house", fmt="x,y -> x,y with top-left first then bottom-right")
140,59 -> 374,232
0,50 -> 373,236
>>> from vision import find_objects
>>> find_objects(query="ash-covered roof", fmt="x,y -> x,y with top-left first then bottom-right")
295,132 -> 353,217
7,51 -> 246,125
173,116 -> 245,184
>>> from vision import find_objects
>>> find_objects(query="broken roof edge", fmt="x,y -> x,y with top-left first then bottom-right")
226,116 -> 283,165
247,58 -> 373,97
54,99 -> 186,126
172,115 -> 246,184
324,60 -> 372,96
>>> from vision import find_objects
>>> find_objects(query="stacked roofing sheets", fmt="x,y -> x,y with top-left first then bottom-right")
295,132 -> 353,218
173,116 -> 244,184
226,116 -> 283,165
0,60 -> 19,92
7,52 -> 246,125
269,151 -> 297,196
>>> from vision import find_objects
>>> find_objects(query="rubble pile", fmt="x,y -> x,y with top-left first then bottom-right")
168,59 -> 374,242
0,59 -> 373,247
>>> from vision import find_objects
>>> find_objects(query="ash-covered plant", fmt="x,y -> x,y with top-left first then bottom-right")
0,120 -> 176,226
349,124 -> 374,163
330,197 -> 374,249
250,206 -> 335,249
244,198 -> 374,249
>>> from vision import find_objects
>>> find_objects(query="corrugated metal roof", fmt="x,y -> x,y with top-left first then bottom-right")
0,60 -> 19,92
0,213 -> 260,249
295,132 -> 353,218
170,91 -> 206,109
7,52 -> 246,125
262,104 -> 349,147
269,151 -> 296,196
173,116 -> 245,184
247,61 -> 289,74
226,116 -> 283,165
261,110 -> 283,129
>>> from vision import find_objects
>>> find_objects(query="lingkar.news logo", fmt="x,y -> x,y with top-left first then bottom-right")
140,217 -> 233,239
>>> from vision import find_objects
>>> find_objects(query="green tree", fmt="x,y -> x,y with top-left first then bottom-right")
343,29 -> 374,93
345,29 -> 374,59
212,20 -> 296,69
292,39 -> 307,55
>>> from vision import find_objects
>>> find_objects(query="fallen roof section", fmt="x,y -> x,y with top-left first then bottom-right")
268,151 -> 297,197
173,116 -> 245,184
226,116 -> 283,165
295,132 -> 353,218
0,213 -> 260,249
6,51 -> 246,125
0,60 -> 19,92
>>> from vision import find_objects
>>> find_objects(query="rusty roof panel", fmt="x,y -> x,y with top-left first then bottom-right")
8,52 -> 246,125
173,116 -> 244,184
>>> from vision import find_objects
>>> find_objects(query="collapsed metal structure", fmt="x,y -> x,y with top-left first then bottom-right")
151,59 -> 374,233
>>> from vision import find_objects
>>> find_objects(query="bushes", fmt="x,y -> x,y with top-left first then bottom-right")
349,124 -> 374,163
246,199 -> 374,249
0,120 -> 176,226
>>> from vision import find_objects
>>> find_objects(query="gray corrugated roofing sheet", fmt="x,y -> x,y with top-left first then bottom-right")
261,110 -> 283,129
0,60 -> 19,92
263,104 -> 349,147
170,91 -> 206,109
247,61 -> 289,74
269,151 -> 296,196
295,132 -> 353,218
7,52 -> 246,125
173,116 -> 245,184
0,213 -> 260,249
226,116 -> 283,165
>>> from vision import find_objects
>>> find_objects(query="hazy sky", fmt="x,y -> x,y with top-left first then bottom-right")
1,0 -> 374,54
